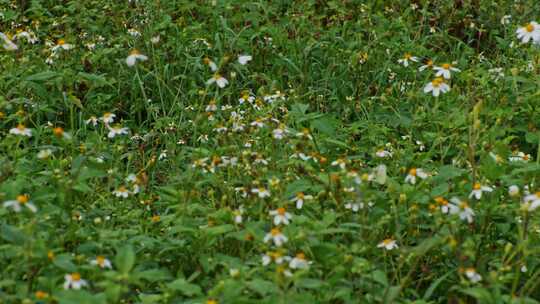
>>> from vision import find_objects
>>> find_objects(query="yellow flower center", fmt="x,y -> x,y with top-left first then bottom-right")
17,194 -> 29,204
459,201 -> 469,209
71,273 -> 81,281
213,74 -> 222,80
118,186 -> 127,192
130,49 -> 140,55
270,228 -> 281,236
96,256 -> 105,266
409,168 -> 417,176
441,63 -> 451,69
473,183 -> 481,190
404,53 -> 412,59
277,207 -> 286,215
383,239 -> 393,245
297,192 -> 304,199
35,291 -> 49,299
17,124 -> 26,130
151,215 -> 160,222
296,252 -> 306,260
526,23 -> 535,33
535,191 -> 540,197
53,127 -> 64,137
57,39 -> 65,45
203,57 -> 210,64
207,300 -> 218,304
434,197 -> 444,204
431,77 -> 444,87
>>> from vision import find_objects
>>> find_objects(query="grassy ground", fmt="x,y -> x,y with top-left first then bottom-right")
1,0 -> 540,303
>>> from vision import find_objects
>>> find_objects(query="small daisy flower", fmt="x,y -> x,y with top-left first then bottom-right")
0,32 -> 18,51
516,21 -> 540,44
377,238 -> 398,250
273,125 -> 287,139
375,149 -> 392,158
423,77 -> 450,97
331,158 -> 347,170
86,116 -> 99,126
264,228 -> 288,247
238,54 -> 252,65
450,197 -> 475,223
9,124 -> 32,137
397,53 -> 418,67
113,186 -> 130,198
107,126 -> 129,138
509,151 -> 531,162
63,273 -> 87,290
291,192 -> 313,209
433,63 -> 460,79
206,74 -> 229,88
269,207 -> 292,226
203,57 -> 218,72
126,49 -> 148,67
435,197 -> 453,214
404,168 -> 428,184
37,149 -> 53,159
523,191 -> 540,211
52,39 -> 74,51
508,185 -> 520,197
289,253 -> 310,269
3,194 -> 37,213
233,207 -> 244,224
100,112 -> 116,124
464,268 -> 482,283
262,251 -> 290,266
53,127 -> 72,140
418,59 -> 434,71
90,256 -> 112,269
345,202 -> 363,212
251,187 -> 271,198
469,183 -> 493,200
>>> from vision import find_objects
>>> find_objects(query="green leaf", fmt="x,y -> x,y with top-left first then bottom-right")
53,254 -> 77,272
296,278 -> 326,289
204,224 -> 234,236
25,71 -> 60,81
166,278 -> 202,296
115,245 -> 135,274
0,224 -> 27,245
246,279 -> 278,296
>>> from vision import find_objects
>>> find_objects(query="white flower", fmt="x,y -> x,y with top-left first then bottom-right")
203,57 -> 218,72
291,192 -> 313,209
100,112 -> 116,124
126,50 -> 148,67
113,186 -> 130,198
0,32 -> 18,50
464,268 -> 482,283
418,59 -> 434,71
262,251 -> 290,266
523,191 -> 540,211
206,74 -> 228,88
273,125 -> 287,139
264,228 -> 288,247
450,197 -> 475,223
251,187 -> 271,198
375,149 -> 392,158
397,53 -> 418,67
404,168 -> 428,184
433,63 -> 460,79
331,158 -> 347,170
289,253 -> 310,269
269,207 -> 292,226
469,183 -> 493,200
90,256 -> 112,269
63,273 -> 87,290
436,197 -> 454,214
238,54 -> 252,65
509,151 -> 531,162
86,116 -> 99,126
508,185 -> 520,197
9,124 -> 32,137
107,126 -> 129,138
14,30 -> 38,44
37,149 -> 53,159
423,77 -> 450,97
51,39 -> 73,52
516,22 -> 540,44
151,35 -> 160,44
233,207 -> 244,224
345,202 -> 363,212
377,238 -> 398,250
3,194 -> 37,213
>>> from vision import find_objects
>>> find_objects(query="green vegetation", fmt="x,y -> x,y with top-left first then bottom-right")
1,1 -> 540,303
